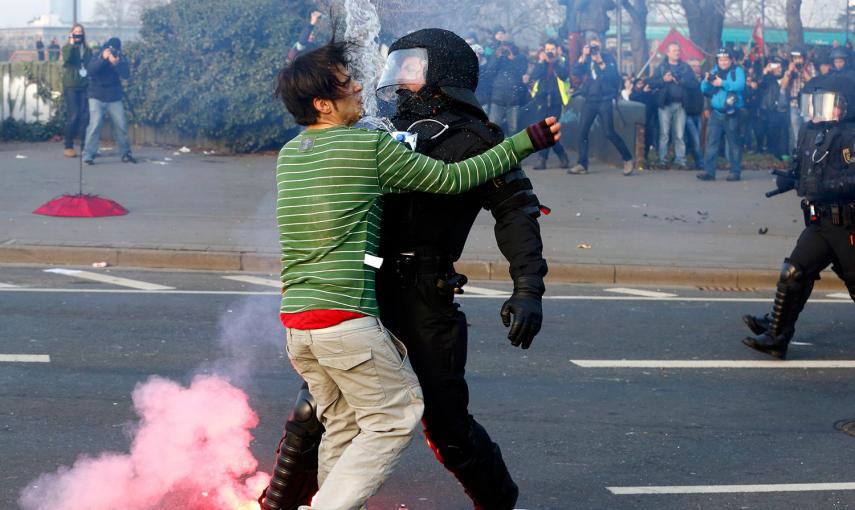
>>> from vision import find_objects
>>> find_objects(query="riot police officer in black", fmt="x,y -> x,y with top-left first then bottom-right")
260,28 -> 547,510
742,72 -> 855,359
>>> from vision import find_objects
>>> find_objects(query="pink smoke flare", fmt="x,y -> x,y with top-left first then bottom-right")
19,375 -> 270,510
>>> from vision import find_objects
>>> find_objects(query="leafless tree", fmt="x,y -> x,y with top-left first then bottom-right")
785,0 -> 804,45
622,0 -> 650,71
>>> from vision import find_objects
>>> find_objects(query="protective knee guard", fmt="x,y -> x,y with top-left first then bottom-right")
428,421 -> 519,510
259,384 -> 324,510
769,259 -> 812,338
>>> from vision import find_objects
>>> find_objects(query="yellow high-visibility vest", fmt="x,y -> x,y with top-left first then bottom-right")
531,77 -> 570,106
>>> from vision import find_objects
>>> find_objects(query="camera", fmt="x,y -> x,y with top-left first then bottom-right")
545,51 -> 555,59
590,45 -> 600,55
106,46 -> 121,59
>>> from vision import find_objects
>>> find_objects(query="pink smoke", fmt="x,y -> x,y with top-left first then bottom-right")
19,375 -> 270,510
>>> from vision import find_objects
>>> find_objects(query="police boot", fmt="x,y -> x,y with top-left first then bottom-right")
741,313 -> 771,335
742,261 -> 812,359
259,385 -> 323,510
438,422 -> 519,510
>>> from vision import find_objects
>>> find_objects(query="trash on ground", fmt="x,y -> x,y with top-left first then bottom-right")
92,261 -> 109,268
577,243 -> 592,249
152,161 -> 169,165
758,227 -> 769,235
173,151 -> 181,156
164,157 -> 173,161
15,154 -> 27,159
179,146 -> 191,153
202,150 -> 217,155
575,212 -> 582,217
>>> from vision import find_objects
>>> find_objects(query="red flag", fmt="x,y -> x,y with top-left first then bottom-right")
656,28 -> 705,62
752,18 -> 765,55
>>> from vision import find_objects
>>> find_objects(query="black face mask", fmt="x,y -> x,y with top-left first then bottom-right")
72,34 -> 83,44
395,87 -> 447,122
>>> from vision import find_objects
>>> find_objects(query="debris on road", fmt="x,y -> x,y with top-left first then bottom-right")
92,261 -> 109,268
758,227 -> 769,235
577,243 -> 592,249
15,154 -> 27,159
179,146 -> 191,153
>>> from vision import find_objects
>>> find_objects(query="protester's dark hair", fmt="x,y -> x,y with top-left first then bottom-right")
71,23 -> 87,48
276,40 -> 356,126
545,38 -> 559,47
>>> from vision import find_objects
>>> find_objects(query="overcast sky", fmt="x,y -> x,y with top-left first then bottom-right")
0,0 -> 847,29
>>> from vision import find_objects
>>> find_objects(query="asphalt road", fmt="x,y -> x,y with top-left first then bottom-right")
1,265 -> 854,510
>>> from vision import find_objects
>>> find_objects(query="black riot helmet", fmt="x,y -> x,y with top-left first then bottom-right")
799,72 -> 855,123
377,28 -> 482,115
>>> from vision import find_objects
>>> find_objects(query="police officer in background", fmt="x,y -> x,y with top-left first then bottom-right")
742,71 -> 855,359
260,28 -> 548,510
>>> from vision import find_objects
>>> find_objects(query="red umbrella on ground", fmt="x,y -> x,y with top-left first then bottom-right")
33,153 -> 128,217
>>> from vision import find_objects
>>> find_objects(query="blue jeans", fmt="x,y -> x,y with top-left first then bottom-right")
84,98 -> 130,161
703,110 -> 742,177
789,106 -> 802,155
658,102 -> 686,165
685,114 -> 702,168
488,103 -> 519,135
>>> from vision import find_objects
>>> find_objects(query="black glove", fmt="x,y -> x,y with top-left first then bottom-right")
500,275 -> 545,349
775,171 -> 796,194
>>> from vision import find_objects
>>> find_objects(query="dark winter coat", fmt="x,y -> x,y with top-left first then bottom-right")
484,44 -> 529,107
649,59 -> 696,109
86,51 -> 130,103
572,53 -> 620,103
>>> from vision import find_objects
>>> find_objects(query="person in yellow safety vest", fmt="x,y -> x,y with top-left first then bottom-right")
530,39 -> 571,169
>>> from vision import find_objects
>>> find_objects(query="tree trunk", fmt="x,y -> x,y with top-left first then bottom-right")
622,0 -> 649,74
786,0 -> 804,46
681,0 -> 725,64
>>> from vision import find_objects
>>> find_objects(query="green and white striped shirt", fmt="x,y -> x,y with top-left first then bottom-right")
276,125 -> 534,317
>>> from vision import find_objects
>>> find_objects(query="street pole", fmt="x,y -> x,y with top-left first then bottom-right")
846,0 -> 851,45
73,0 -> 78,24
760,0 -> 765,55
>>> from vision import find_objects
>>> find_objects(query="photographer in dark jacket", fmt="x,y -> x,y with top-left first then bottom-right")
60,24 -> 91,158
485,27 -> 529,135
569,36 -> 634,175
530,39 -> 571,169
684,58 -> 705,169
82,37 -> 134,165
649,42 -> 696,168
758,56 -> 789,159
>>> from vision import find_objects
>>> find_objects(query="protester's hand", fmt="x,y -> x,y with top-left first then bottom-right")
310,11 -> 322,25
538,51 -> 547,63
500,276 -> 545,349
581,45 -> 590,57
526,117 -> 561,151
663,71 -> 673,82
592,53 -> 604,65
711,77 -> 723,87
522,74 -> 530,84
101,48 -> 112,60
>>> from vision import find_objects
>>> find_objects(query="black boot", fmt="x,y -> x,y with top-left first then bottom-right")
742,314 -> 771,335
742,261 -> 812,359
438,422 -> 519,510
259,385 -> 323,510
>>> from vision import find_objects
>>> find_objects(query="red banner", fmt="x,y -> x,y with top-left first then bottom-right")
752,18 -> 765,55
655,28 -> 705,62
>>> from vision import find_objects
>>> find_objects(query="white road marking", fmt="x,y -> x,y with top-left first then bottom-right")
827,293 -> 851,300
463,285 -> 511,296
790,341 -> 814,346
572,360 -> 855,369
222,275 -> 282,288
0,282 -> 21,288
608,482 -> 855,495
44,269 -> 174,291
0,354 -> 50,363
0,287 -> 853,303
605,287 -> 677,298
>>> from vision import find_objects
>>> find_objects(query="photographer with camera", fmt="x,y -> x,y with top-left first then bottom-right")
530,39 -> 571,169
485,27 -> 529,135
782,46 -> 816,152
697,47 -> 746,181
60,24 -> 92,158
649,42 -> 696,169
568,35 -> 634,175
758,56 -> 789,160
82,37 -> 135,165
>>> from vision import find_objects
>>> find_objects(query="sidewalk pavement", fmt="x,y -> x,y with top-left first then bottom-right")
0,140 -> 845,290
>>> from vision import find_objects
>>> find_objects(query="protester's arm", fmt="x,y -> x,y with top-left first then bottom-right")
86,53 -> 108,75
648,64 -> 665,89
376,120 -> 558,194
61,44 -> 76,67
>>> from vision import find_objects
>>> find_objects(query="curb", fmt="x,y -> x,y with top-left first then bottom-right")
0,244 -> 847,291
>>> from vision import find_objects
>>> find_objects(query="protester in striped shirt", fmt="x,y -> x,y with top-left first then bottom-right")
272,39 -> 560,510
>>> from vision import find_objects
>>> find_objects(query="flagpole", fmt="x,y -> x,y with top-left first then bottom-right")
760,0 -> 765,55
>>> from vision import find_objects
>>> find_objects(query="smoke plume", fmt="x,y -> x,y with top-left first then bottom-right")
18,375 -> 269,510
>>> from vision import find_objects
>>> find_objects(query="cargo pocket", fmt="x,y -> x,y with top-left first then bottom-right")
317,349 -> 386,407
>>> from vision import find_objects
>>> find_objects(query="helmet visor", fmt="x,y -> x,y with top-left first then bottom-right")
376,48 -> 429,102
808,91 -> 847,123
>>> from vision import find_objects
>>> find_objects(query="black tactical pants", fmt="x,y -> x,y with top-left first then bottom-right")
789,218 -> 855,297
376,264 -> 517,508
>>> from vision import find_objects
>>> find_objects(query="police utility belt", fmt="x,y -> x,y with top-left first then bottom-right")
392,250 -> 468,294
801,200 -> 855,228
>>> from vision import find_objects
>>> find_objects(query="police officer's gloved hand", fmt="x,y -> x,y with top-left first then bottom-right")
775,171 -> 796,193
500,275 -> 545,349
525,118 -> 560,152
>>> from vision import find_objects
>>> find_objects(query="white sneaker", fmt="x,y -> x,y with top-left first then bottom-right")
623,159 -> 634,176
567,164 -> 588,175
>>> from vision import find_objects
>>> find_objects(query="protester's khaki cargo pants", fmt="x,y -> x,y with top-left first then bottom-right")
286,316 -> 424,510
